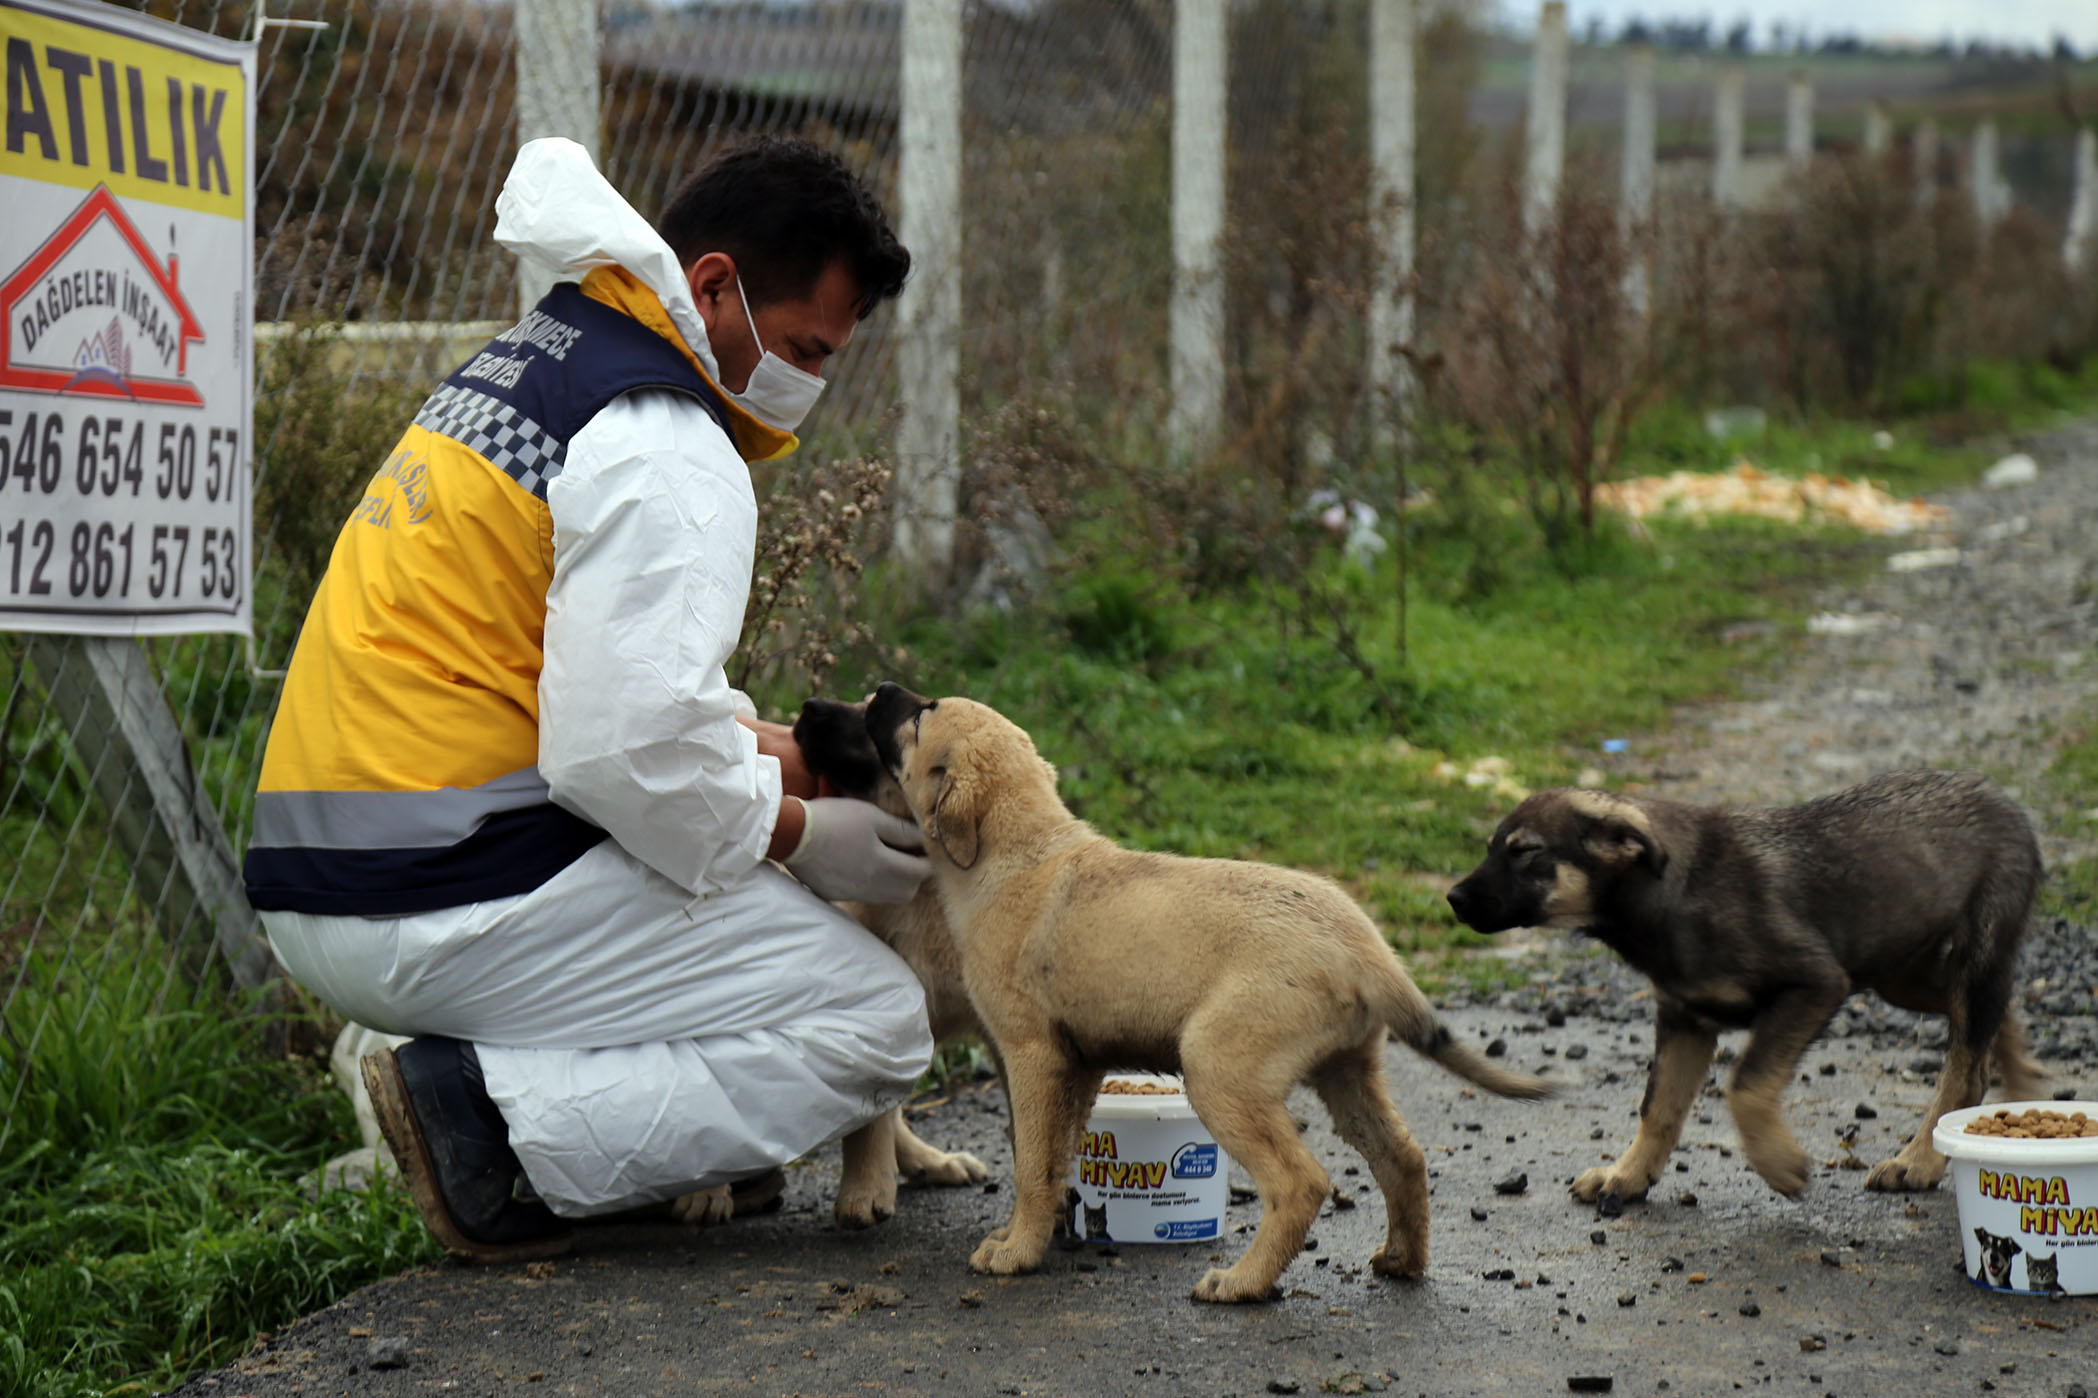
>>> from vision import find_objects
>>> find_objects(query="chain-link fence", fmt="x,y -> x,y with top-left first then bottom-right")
4,0 -> 2094,1154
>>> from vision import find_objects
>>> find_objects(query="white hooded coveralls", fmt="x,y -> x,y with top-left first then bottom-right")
255,140 -> 932,1216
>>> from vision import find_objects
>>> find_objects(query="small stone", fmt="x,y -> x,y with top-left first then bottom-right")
1472,1206 -> 1490,1221
1686,1273 -> 1708,1284
1820,1250 -> 1843,1267
1267,1380 -> 1301,1395
1908,1055 -> 1942,1074
1564,1043 -> 1589,1061
1933,1339 -> 1959,1356
1739,1302 -> 1761,1317
1676,1192 -> 1699,1207
1495,1171 -> 1529,1195
1596,1192 -> 1623,1219
1486,1037 -> 1508,1058
1617,1292 -> 1637,1308
1590,1230 -> 1608,1245
1800,1336 -> 1826,1352
1854,1103 -> 1878,1120
367,1338 -> 411,1371
1567,1378 -> 1614,1393
2064,1384 -> 2085,1398
958,1290 -> 985,1308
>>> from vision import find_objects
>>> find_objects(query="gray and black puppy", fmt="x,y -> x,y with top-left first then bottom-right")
1447,770 -> 2044,1206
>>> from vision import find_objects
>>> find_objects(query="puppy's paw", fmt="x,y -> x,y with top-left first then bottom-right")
906,1149 -> 990,1188
968,1231 -> 1043,1276
833,1185 -> 897,1229
1743,1135 -> 1810,1197
671,1184 -> 734,1226
1369,1245 -> 1426,1281
1864,1151 -> 1945,1193
1570,1165 -> 1653,1205
1191,1265 -> 1280,1304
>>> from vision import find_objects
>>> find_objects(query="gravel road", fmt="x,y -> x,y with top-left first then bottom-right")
172,426 -> 2098,1398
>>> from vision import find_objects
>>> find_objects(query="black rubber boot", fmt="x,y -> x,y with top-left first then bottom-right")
362,1037 -> 572,1262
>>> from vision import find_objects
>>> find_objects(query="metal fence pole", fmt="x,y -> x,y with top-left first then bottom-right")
1170,0 -> 1227,458
1522,0 -> 1567,240
1367,0 -> 1417,448
23,638 -> 270,987
892,0 -> 964,586
514,0 -> 602,317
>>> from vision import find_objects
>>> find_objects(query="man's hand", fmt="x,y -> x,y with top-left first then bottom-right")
781,797 -> 930,905
741,716 -> 818,801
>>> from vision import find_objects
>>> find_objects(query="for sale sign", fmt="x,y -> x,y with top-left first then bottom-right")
1,0 -> 253,635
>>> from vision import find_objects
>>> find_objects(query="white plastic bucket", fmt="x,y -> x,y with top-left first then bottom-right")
1067,1074 -> 1231,1244
1933,1100 -> 2098,1296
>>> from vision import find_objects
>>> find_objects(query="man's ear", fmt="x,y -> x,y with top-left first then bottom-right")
686,251 -> 736,327
926,762 -> 982,871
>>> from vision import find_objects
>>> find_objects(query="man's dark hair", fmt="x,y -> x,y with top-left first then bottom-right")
658,135 -> 910,319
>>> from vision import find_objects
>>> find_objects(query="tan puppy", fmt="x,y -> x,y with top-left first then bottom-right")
792,698 -> 994,1228
864,683 -> 1550,1303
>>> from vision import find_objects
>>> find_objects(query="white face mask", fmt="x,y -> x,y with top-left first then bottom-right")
725,274 -> 826,433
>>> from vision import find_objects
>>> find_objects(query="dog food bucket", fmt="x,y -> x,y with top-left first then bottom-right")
1934,1100 -> 2098,1296
1068,1074 -> 1231,1244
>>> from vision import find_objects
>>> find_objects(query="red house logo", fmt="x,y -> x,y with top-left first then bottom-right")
2,185 -> 206,407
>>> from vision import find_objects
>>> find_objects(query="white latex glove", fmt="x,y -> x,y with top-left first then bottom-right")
782,797 -> 931,905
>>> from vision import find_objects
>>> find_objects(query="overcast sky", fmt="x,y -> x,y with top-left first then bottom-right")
1498,0 -> 2098,52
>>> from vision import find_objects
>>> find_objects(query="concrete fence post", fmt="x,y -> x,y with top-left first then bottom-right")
891,0 -> 965,583
1863,102 -> 1891,157
1169,0 -> 1227,458
1620,41 -> 1656,314
1522,1 -> 1569,239
1784,70 -> 1813,174
1914,117 -> 1939,208
2066,128 -> 2098,274
1712,62 -> 1745,208
1970,119 -> 2008,231
513,0 -> 601,317
1367,0 -> 1417,447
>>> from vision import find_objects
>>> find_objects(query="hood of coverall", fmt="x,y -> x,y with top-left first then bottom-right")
493,137 -> 798,463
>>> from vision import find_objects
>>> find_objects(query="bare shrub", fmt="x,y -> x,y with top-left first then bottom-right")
1435,168 -> 1665,544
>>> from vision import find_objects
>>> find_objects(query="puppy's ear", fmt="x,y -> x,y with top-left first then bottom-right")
1583,817 -> 1668,875
927,762 -> 983,870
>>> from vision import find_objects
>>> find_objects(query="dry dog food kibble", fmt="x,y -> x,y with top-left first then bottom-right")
1100,1079 -> 1181,1096
1963,1108 -> 2098,1139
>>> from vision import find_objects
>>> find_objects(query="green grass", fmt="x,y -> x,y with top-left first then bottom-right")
851,507 -> 1860,974
0,935 -> 437,1397
2042,685 -> 2098,925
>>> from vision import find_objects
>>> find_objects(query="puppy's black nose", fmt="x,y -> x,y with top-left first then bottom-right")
1446,883 -> 1474,920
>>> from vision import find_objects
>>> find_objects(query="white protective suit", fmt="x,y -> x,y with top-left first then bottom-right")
258,140 -> 933,1216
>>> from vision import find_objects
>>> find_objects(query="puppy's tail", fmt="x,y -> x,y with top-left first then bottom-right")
1375,963 -> 1553,1100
